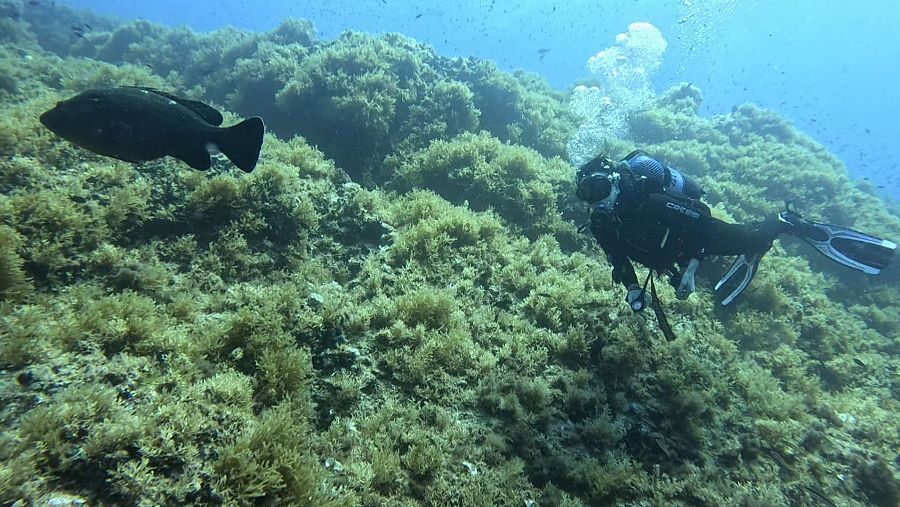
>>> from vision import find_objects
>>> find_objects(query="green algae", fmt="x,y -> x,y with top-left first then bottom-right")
384,132 -> 579,242
0,4 -> 897,507
50,15 -> 573,184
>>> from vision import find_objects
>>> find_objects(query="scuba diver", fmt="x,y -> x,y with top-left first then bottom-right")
575,150 -> 896,314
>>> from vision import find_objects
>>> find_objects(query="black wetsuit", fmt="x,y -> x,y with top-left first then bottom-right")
589,155 -> 785,290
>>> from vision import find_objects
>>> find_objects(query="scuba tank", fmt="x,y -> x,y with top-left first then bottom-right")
622,149 -> 704,199
619,149 -> 711,255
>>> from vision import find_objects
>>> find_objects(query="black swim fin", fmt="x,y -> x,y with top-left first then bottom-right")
780,210 -> 896,274
715,251 -> 764,305
716,210 -> 896,305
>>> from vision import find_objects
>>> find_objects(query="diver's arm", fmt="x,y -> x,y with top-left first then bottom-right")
609,251 -> 639,289
587,175 -> 645,310
593,230 -> 646,311
596,236 -> 648,311
591,225 -> 639,288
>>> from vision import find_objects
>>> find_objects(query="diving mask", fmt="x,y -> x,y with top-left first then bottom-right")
576,170 -> 620,210
576,156 -> 625,212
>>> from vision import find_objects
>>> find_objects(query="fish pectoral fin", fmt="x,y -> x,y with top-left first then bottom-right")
173,144 -> 213,171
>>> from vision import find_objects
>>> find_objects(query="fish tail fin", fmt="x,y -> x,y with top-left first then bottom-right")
218,117 -> 265,173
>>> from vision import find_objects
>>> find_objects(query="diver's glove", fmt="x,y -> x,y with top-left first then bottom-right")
626,284 -> 650,312
675,258 -> 700,300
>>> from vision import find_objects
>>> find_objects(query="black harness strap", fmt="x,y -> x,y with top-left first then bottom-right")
639,270 -> 678,342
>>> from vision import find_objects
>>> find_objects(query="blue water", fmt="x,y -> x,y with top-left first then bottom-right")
60,0 -> 900,202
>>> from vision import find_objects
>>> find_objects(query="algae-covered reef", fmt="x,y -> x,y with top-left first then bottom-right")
35,7 -> 574,185
1,2 -> 899,506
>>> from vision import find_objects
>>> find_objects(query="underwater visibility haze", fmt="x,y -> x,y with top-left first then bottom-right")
0,0 -> 898,506
60,0 -> 900,202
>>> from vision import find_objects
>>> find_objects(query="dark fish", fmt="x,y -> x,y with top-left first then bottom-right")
415,13 -> 422,19
40,87 -> 264,172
